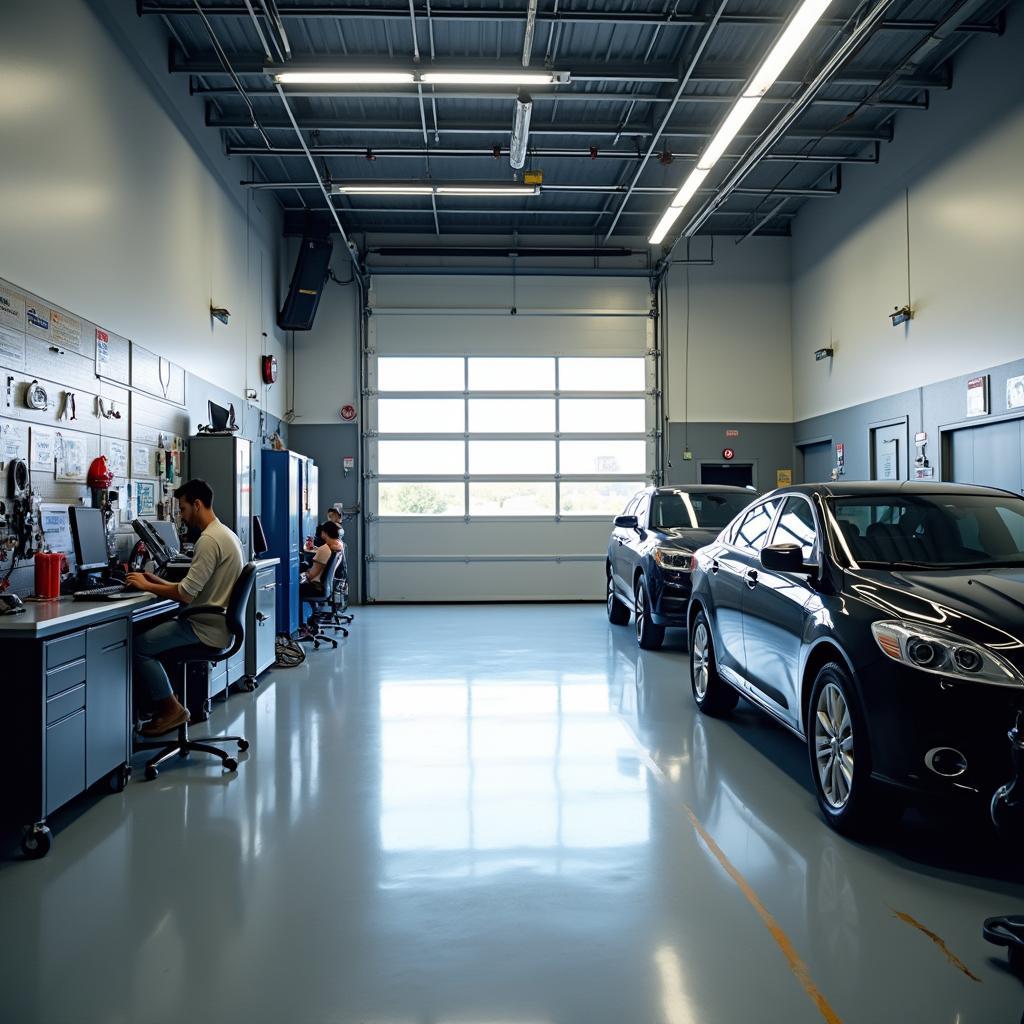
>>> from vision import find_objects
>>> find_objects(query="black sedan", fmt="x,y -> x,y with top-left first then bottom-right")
606,485 -> 757,650
687,481 -> 1024,836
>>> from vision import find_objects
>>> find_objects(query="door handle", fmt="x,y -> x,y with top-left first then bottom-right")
710,558 -> 719,575
745,569 -> 759,590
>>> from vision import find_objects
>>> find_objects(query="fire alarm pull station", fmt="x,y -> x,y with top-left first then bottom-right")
343,456 -> 355,477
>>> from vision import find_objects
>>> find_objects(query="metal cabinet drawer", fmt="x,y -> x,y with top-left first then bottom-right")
46,709 -> 85,815
46,658 -> 88,697
46,684 -> 86,725
45,631 -> 86,670
89,617 -> 128,651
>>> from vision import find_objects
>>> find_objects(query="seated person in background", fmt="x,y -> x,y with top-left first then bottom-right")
300,520 -> 344,604
307,506 -> 344,551
126,478 -> 243,736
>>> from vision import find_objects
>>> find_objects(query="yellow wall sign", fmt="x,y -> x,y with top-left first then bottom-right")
776,469 -> 793,488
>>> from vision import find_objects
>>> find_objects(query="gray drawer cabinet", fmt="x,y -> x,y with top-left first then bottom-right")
4,616 -> 131,858
246,563 -> 277,682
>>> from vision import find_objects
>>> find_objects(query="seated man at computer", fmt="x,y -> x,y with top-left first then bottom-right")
126,478 -> 243,736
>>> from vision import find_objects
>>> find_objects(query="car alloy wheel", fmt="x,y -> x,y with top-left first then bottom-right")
814,681 -> 854,810
635,585 -> 645,643
692,621 -> 710,701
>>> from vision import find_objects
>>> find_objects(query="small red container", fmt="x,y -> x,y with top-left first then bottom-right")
34,551 -> 66,600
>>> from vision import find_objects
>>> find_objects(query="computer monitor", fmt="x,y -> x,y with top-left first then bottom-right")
149,519 -> 181,556
208,400 -> 230,432
69,506 -> 109,572
132,518 -> 173,565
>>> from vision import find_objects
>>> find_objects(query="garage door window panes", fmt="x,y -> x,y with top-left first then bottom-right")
375,355 -> 650,518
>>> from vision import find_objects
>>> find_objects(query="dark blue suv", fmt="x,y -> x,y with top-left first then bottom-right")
606,485 -> 757,649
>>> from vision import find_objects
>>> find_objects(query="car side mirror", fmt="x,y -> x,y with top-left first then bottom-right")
760,543 -> 814,575
614,515 -> 639,530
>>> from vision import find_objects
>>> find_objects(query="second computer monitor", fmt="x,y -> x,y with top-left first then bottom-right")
149,518 -> 181,555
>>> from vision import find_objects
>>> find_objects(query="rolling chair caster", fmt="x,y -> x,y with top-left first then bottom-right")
223,757 -> 238,772
238,739 -> 250,751
21,823 -> 52,859
145,765 -> 159,780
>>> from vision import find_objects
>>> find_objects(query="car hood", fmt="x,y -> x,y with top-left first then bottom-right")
847,566 -> 1024,652
654,527 -> 720,549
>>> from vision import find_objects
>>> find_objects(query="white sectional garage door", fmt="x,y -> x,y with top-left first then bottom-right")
364,275 -> 657,602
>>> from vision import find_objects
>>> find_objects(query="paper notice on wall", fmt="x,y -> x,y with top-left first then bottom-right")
0,418 -> 28,464
40,503 -> 74,553
132,443 -> 153,477
49,310 -> 82,352
56,433 -> 88,482
107,437 -> 129,478
31,427 -> 55,472
136,480 -> 157,517
95,328 -> 130,384
0,324 -> 25,370
0,283 -> 26,333
25,303 -> 51,341
1008,374 -> 1024,411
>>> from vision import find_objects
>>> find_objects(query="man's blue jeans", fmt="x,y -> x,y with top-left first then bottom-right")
134,620 -> 200,703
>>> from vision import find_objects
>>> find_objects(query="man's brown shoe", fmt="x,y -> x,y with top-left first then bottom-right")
140,704 -> 190,737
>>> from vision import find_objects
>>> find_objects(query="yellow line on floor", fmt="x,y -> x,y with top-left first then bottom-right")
890,910 -> 983,983
684,804 -> 845,1024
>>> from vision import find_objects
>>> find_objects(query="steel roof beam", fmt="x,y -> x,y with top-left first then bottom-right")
227,143 -> 879,163
142,3 -> 1001,35
169,50 -> 952,89
208,112 -> 894,142
192,84 -> 928,109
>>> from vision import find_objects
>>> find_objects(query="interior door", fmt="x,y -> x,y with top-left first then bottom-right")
945,418 -> 1024,494
799,440 -> 833,483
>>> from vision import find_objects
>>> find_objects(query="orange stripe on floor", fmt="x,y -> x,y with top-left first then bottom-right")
684,804 -> 845,1024
890,910 -> 983,983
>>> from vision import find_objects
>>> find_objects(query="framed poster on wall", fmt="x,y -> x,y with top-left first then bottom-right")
966,375 -> 989,417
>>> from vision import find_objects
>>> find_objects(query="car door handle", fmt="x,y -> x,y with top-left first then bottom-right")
745,569 -> 758,589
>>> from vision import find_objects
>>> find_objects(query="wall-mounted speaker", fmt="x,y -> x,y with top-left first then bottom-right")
278,238 -> 333,331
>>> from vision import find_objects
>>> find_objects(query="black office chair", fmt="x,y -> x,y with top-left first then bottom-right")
320,560 -> 353,638
135,562 -> 257,780
298,550 -> 342,650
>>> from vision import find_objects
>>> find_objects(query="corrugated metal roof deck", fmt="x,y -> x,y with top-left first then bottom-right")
147,0 -> 1012,238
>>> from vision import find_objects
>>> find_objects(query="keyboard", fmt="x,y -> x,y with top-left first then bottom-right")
72,585 -> 132,601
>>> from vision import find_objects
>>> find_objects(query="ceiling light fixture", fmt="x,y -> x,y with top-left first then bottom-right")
271,70 -> 416,85
420,71 -> 569,86
331,183 -> 539,196
648,0 -> 833,246
509,92 -> 534,171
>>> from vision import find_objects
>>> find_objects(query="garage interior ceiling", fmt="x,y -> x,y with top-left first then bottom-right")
143,0 -> 1013,240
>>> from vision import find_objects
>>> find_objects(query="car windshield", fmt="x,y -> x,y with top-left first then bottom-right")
827,493 -> 1024,568
650,491 -> 754,530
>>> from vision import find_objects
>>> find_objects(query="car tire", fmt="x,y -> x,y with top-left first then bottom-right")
806,662 -> 899,838
635,576 -> 665,650
607,571 -> 630,625
689,610 -> 738,716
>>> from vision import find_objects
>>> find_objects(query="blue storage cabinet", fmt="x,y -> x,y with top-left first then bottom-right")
261,450 -> 302,635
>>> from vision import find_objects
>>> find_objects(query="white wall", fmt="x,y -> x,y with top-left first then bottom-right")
0,0 -> 288,417
791,10 -> 1024,423
664,236 -> 793,423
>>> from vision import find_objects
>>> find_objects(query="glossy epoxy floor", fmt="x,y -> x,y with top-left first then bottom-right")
2,606 -> 1023,1024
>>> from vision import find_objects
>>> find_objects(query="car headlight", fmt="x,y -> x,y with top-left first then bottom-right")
654,547 -> 693,572
871,620 -> 1024,687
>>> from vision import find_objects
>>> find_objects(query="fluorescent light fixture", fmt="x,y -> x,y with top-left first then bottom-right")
272,70 -> 415,85
333,184 -> 434,195
669,167 -> 710,209
745,0 -> 833,97
648,207 -> 684,246
435,185 -> 539,195
648,0 -> 834,246
332,183 -> 539,196
696,96 -> 760,170
420,71 -> 567,86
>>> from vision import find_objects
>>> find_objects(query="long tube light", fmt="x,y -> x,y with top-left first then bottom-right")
270,68 -> 569,86
648,0 -> 833,245
332,183 -> 539,196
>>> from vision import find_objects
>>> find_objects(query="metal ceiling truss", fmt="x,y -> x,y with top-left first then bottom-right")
141,0 -> 1010,240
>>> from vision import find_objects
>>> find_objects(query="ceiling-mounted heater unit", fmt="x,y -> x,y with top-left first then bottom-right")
509,91 -> 533,170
